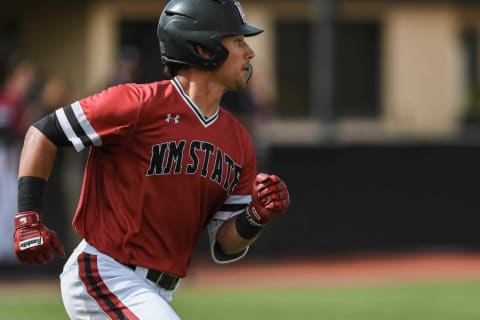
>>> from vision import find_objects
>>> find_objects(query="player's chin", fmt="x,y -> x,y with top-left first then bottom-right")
228,79 -> 248,91
239,79 -> 248,89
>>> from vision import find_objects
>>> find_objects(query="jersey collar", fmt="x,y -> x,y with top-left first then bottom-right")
171,77 -> 219,128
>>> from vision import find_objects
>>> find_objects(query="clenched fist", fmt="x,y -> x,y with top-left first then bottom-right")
246,173 -> 290,226
14,211 -> 65,264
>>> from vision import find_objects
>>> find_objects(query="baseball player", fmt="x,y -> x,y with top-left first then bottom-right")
13,0 -> 290,319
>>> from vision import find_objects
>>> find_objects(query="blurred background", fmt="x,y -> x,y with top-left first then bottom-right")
1,0 -> 480,279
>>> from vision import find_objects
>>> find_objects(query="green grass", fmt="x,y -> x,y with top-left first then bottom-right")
173,280 -> 480,320
1,280 -> 480,319
0,288 -> 67,320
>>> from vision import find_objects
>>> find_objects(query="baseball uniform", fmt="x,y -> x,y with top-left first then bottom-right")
55,77 -> 256,319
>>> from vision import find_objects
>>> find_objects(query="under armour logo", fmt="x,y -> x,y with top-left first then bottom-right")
165,114 -> 180,124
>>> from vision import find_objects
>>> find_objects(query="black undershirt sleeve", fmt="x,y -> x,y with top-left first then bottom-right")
33,112 -> 71,147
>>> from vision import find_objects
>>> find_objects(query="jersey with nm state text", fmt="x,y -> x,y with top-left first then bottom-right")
55,78 -> 256,277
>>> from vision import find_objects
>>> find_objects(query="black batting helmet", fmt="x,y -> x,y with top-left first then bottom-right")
157,0 -> 263,70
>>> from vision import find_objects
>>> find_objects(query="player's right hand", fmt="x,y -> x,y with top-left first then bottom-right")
246,173 -> 290,225
14,211 -> 65,264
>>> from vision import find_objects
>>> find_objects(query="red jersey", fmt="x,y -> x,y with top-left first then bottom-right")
55,78 -> 256,277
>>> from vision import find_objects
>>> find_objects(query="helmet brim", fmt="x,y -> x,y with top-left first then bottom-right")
242,24 -> 264,37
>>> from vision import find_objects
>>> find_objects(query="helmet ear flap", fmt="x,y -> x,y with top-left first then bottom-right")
194,43 -> 214,59
189,41 -> 230,69
160,40 -> 229,71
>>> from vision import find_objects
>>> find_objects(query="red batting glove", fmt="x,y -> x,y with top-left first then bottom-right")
246,173 -> 290,226
14,211 -> 65,264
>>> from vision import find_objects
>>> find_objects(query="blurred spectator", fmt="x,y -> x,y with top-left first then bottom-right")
40,75 -> 72,112
0,55 -> 36,142
107,45 -> 142,86
0,53 -> 37,262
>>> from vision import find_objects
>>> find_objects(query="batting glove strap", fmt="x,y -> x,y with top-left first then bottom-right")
245,204 -> 265,227
15,211 -> 42,229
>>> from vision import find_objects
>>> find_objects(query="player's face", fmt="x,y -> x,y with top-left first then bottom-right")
215,35 -> 255,91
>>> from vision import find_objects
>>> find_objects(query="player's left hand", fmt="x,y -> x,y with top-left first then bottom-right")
247,173 -> 290,225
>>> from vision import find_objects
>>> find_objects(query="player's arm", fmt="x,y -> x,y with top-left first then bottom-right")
15,107 -> 76,264
14,84 -> 141,264
14,125 -> 65,264
14,99 -> 97,264
216,173 -> 290,256
215,216 -> 259,256
19,126 -> 58,179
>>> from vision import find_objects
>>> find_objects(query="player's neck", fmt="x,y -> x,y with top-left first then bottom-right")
175,73 -> 223,118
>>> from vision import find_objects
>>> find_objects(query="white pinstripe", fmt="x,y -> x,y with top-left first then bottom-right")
55,108 -> 85,152
71,101 -> 102,147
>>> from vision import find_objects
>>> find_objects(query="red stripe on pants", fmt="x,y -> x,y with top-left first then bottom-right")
78,252 -> 139,320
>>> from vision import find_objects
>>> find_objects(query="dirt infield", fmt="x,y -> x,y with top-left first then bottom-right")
2,251 -> 480,291
185,251 -> 480,289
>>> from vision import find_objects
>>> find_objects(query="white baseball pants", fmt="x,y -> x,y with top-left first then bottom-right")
60,239 -> 181,320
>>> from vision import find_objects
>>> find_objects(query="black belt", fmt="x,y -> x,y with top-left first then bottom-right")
126,264 -> 179,291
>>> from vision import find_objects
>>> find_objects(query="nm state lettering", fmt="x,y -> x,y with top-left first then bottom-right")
146,140 -> 242,193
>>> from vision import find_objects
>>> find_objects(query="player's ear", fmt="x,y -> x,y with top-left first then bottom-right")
195,45 -> 214,59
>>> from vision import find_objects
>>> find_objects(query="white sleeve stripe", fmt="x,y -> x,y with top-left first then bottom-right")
55,108 -> 85,152
71,101 -> 102,146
